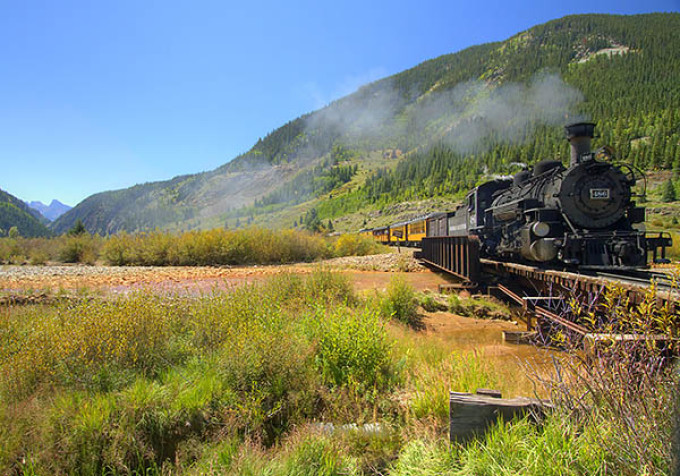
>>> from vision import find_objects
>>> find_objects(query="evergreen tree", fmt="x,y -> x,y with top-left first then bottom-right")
67,219 -> 87,236
662,179 -> 676,202
303,208 -> 322,232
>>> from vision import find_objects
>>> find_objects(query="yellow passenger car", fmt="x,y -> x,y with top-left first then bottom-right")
372,226 -> 390,243
390,222 -> 407,244
406,217 -> 427,244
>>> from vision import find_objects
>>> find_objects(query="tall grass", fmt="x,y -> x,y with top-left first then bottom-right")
0,229 -> 388,265
0,270 -> 401,474
102,228 -> 333,266
390,414 -> 608,476
2,267 -> 672,474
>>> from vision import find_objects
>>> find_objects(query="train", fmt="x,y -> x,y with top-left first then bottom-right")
362,122 -> 671,271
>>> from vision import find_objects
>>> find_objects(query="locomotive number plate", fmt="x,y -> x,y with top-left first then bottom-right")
590,188 -> 610,199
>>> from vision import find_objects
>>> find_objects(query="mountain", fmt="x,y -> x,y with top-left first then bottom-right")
53,13 -> 680,235
27,199 -> 72,221
0,189 -> 52,237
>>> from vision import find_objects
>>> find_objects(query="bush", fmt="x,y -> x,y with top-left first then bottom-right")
0,272 -> 373,473
100,228 -> 332,266
532,281 -> 680,475
380,276 -> 419,326
333,233 -> 387,257
448,294 -> 510,319
304,267 -> 356,306
419,293 -> 448,312
58,235 -> 99,264
316,306 -> 396,391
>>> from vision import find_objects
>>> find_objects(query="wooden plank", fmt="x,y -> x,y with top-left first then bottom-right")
502,331 -> 537,344
450,390 -> 553,442
535,306 -> 588,335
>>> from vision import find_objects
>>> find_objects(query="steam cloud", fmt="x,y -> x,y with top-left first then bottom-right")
304,72 -> 586,155
225,72 -> 586,211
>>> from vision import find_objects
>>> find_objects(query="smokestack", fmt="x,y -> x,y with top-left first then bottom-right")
565,122 -> 595,167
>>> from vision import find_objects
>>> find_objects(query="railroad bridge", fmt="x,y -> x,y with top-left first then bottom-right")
417,236 -> 679,340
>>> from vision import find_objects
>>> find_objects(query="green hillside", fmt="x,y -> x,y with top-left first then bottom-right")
0,189 -> 52,237
53,13 -> 680,235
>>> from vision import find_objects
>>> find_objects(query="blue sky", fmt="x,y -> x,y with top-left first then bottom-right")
1,0 -> 678,206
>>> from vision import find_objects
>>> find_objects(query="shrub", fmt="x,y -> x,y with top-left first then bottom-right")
333,233 -> 386,257
448,294 -> 510,319
58,234 -> 99,264
380,276 -> 419,326
532,281 -> 680,475
419,293 -> 448,312
316,306 -> 396,391
304,267 -> 356,306
0,294 -> 182,398
100,228 -> 332,266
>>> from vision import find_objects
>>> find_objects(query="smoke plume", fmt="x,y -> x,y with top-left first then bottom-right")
303,72 -> 585,155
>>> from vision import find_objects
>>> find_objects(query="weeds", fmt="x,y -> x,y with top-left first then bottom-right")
528,279 -> 680,475
448,293 -> 510,320
316,306 -> 395,391
380,276 -> 420,326
418,292 -> 448,312
2,265 -> 671,474
0,271 -> 401,474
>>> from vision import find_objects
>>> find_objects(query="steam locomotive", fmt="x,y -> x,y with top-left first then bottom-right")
366,123 -> 671,270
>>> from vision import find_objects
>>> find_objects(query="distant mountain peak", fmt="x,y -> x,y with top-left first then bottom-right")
27,199 -> 72,222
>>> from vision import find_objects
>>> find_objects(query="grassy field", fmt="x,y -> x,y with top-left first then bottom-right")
0,267 -> 675,475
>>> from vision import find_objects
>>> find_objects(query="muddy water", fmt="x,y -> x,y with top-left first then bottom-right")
418,311 -> 557,397
363,270 -> 558,398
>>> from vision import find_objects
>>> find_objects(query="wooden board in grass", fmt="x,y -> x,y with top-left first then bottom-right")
449,389 -> 553,442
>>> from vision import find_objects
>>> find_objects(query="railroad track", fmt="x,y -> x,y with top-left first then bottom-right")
586,269 -> 677,292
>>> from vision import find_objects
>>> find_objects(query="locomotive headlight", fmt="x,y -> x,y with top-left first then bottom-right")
531,221 -> 551,238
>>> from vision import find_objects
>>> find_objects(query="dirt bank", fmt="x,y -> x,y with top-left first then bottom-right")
0,251 -> 435,294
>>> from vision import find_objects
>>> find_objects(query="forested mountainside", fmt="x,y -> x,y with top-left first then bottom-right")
53,13 -> 680,235
0,189 -> 51,237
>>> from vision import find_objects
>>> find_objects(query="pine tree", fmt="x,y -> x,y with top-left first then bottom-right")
67,219 -> 87,236
662,179 -> 676,202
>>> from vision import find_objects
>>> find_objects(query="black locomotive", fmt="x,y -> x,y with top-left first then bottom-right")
428,122 -> 670,270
